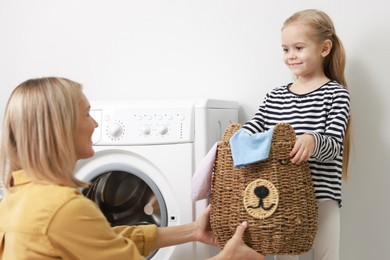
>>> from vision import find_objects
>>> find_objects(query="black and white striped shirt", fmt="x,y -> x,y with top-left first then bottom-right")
243,80 -> 350,205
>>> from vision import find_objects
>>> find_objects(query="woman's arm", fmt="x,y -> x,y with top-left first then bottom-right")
156,205 -> 216,248
156,205 -> 264,260
51,194 -> 262,260
49,195 -> 153,259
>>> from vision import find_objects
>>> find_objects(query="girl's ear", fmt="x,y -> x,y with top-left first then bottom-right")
321,39 -> 333,57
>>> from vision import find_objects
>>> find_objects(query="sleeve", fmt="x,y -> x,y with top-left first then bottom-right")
48,195 -> 158,260
310,88 -> 351,161
242,94 -> 269,134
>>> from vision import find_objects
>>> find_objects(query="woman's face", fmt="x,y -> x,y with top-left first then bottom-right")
74,94 -> 98,160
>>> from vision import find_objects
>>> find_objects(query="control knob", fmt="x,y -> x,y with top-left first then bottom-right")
158,125 -> 168,135
108,123 -> 123,138
140,125 -> 151,135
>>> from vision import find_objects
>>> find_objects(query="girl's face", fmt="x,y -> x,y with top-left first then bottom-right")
281,23 -> 326,79
74,94 -> 98,160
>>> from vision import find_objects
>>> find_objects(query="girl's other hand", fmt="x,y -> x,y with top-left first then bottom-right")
290,134 -> 315,164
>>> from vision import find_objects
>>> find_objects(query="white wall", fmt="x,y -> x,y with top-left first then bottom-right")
1,1 -> 389,259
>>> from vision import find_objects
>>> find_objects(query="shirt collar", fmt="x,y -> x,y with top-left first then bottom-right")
11,170 -> 32,186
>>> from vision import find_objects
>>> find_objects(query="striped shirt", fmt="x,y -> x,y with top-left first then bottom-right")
243,80 -> 350,205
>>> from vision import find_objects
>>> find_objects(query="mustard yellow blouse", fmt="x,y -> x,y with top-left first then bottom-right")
0,170 -> 158,259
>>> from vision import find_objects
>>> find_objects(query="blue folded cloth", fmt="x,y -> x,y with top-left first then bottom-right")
229,128 -> 274,168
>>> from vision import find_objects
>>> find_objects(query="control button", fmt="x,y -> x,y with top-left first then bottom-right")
178,114 -> 185,121
166,115 -> 173,120
104,115 -> 110,122
158,125 -> 168,135
145,115 -> 152,120
140,125 -> 151,135
108,123 -> 123,138
156,115 -> 163,120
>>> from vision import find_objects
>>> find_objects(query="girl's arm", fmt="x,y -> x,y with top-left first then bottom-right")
310,88 -> 350,161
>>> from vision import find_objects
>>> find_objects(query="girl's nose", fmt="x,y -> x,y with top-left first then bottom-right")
288,51 -> 296,60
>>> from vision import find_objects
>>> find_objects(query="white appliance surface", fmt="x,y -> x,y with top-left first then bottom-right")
75,99 -> 238,260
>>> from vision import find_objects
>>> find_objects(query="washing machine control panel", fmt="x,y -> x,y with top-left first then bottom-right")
90,107 -> 194,145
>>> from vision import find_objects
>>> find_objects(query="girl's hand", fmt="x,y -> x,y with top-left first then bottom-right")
290,134 -> 315,164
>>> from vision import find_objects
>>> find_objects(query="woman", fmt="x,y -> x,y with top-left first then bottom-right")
0,77 -> 263,260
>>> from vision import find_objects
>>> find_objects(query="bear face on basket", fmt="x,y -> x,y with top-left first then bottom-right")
210,123 -> 318,255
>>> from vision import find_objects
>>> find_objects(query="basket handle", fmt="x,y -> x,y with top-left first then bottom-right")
221,123 -> 242,142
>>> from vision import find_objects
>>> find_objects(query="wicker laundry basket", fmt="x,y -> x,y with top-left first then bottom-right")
210,123 -> 318,255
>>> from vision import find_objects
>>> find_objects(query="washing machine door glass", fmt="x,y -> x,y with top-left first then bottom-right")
83,171 -> 165,227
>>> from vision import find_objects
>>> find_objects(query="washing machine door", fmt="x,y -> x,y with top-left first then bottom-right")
76,150 -> 170,260
83,170 -> 165,227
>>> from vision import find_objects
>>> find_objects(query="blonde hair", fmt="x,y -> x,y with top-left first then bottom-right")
1,77 -> 89,189
283,9 -> 351,180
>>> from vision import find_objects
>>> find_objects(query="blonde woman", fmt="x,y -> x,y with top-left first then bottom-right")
0,77 -> 263,260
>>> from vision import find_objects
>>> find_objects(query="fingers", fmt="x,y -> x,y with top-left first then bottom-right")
291,148 -> 309,164
289,141 -> 299,158
290,134 -> 315,164
233,221 -> 248,238
290,143 -> 303,164
202,204 -> 212,228
205,204 -> 212,215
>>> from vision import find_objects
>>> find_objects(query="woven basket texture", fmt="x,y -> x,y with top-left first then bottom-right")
210,123 -> 318,255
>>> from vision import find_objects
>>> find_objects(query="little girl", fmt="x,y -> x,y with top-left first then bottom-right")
243,9 -> 351,260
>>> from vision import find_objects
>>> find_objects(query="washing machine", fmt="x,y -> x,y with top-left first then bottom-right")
74,99 -> 238,260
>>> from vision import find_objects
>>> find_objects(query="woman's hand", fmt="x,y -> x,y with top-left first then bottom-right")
194,205 -> 218,246
208,221 -> 264,260
290,133 -> 315,164
155,204 -> 217,249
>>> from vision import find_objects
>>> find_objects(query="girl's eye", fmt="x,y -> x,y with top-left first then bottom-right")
296,46 -> 303,51
282,48 -> 288,53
